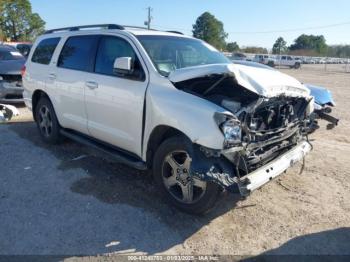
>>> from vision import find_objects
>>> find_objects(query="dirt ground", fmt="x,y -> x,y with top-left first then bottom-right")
0,65 -> 349,258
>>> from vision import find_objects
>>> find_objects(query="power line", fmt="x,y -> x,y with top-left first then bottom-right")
228,21 -> 350,34
154,20 -> 350,35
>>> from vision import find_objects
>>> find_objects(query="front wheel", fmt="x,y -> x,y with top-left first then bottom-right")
153,136 -> 221,215
267,61 -> 275,67
294,63 -> 301,69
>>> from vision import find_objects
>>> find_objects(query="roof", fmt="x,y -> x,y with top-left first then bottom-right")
0,45 -> 17,51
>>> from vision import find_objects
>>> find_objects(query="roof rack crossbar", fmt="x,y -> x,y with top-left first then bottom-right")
122,25 -> 158,31
44,24 -> 125,34
166,30 -> 184,35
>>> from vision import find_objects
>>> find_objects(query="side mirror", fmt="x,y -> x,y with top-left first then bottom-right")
113,57 -> 133,75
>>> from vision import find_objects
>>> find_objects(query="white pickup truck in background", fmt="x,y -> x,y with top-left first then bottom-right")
274,55 -> 301,69
253,54 -> 301,69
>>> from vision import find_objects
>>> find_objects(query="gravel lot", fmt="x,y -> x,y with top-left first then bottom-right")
0,65 -> 349,258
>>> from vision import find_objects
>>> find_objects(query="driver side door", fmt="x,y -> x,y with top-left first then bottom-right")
84,35 -> 148,157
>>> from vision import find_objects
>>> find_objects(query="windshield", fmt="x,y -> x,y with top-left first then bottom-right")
137,35 -> 230,76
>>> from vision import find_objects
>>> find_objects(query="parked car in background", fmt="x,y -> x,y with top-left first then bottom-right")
253,54 -> 276,67
24,24 -> 325,214
0,45 -> 25,103
231,52 -> 247,61
4,42 -> 32,57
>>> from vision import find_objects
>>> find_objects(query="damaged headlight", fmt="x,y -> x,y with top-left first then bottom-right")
222,119 -> 242,146
214,113 -> 242,148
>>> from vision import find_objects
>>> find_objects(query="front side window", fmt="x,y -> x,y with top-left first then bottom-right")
137,35 -> 230,76
31,38 -> 60,65
95,36 -> 144,80
58,35 -> 99,72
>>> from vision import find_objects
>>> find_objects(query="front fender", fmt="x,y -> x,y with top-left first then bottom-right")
143,82 -> 229,159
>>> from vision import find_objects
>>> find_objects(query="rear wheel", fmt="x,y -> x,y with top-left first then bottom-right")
35,97 -> 62,144
153,136 -> 221,215
294,63 -> 301,69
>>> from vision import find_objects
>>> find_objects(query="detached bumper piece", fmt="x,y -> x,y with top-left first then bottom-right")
315,108 -> 339,129
0,104 -> 19,122
237,141 -> 311,196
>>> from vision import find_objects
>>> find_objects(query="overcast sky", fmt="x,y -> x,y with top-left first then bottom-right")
31,0 -> 350,48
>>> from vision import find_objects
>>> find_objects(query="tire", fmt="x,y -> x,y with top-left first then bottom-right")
267,61 -> 275,67
153,136 -> 221,215
35,97 -> 62,144
294,63 -> 301,69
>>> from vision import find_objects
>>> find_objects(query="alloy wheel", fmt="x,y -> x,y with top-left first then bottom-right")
38,105 -> 53,137
162,150 -> 207,204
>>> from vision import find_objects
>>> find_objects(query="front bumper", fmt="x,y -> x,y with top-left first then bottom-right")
237,141 -> 311,196
193,140 -> 312,196
0,81 -> 24,103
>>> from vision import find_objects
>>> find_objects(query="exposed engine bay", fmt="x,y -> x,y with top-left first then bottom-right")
174,74 -> 314,195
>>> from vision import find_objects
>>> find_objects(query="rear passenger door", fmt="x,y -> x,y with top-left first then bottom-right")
24,37 -> 60,107
51,35 -> 99,134
84,35 -> 148,156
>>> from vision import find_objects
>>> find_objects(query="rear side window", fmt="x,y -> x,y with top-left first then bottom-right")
31,38 -> 60,65
58,35 -> 99,72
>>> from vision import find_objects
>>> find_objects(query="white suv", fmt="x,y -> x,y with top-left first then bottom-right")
275,55 -> 301,69
23,24 -> 314,214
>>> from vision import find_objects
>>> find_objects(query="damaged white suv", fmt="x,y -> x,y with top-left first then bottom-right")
23,24 -> 315,214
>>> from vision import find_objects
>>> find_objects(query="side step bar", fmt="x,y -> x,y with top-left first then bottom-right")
60,129 -> 147,170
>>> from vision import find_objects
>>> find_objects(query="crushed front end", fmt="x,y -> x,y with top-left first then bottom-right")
169,64 -> 318,196
191,93 -> 314,196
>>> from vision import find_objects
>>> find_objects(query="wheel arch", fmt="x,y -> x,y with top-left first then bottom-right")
32,90 -> 55,122
146,125 -> 191,168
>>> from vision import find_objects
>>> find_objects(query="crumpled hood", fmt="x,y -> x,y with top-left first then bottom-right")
168,63 -> 310,98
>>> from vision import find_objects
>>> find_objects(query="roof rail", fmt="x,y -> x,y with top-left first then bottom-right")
44,24 -> 125,34
166,30 -> 184,35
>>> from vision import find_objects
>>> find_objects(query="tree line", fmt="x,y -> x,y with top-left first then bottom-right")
193,12 -> 350,58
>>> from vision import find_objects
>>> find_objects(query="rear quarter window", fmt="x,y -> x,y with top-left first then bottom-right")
31,37 -> 60,65
57,35 -> 99,72
0,50 -> 24,61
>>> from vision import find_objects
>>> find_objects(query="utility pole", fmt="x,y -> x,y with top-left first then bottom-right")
144,7 -> 153,30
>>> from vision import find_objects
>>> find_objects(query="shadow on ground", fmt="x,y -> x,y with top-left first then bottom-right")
5,122 -> 240,255
244,228 -> 350,261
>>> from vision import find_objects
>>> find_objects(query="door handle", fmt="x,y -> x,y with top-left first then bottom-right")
48,73 -> 56,80
86,81 -> 99,89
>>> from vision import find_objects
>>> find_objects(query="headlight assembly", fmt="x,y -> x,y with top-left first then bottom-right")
214,112 -> 242,148
222,119 -> 242,145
